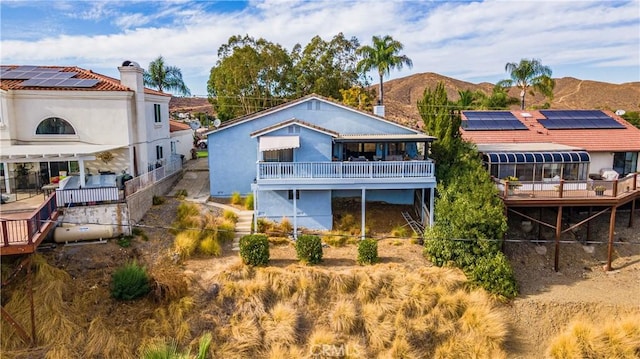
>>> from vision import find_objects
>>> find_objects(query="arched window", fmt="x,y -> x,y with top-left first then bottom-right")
36,117 -> 76,135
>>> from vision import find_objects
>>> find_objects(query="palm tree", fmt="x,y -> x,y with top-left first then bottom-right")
497,58 -> 555,110
143,56 -> 191,96
356,35 -> 413,105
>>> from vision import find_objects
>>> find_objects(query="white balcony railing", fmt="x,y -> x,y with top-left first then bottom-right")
257,161 -> 434,182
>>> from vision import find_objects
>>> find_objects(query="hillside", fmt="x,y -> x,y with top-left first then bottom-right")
380,73 -> 640,127
169,75 -> 640,127
169,96 -> 215,116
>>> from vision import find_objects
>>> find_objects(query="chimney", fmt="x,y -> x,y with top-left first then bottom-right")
373,105 -> 385,117
118,60 -> 147,175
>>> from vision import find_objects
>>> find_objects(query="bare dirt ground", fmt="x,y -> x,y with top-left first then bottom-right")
35,198 -> 640,358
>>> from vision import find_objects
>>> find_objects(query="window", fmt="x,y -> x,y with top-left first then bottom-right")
613,152 -> 638,176
288,190 -> 300,200
263,148 -> 293,162
170,141 -> 176,154
36,117 -> 75,135
156,145 -> 164,160
154,104 -> 161,123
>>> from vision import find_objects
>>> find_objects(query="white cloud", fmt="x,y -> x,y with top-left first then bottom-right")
1,0 -> 638,95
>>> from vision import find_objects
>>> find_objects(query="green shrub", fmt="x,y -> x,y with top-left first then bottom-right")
244,193 -> 254,210
230,191 -> 242,205
223,209 -> 238,223
239,234 -> 269,266
152,195 -> 166,205
117,235 -> 133,248
295,234 -> 323,265
216,220 -> 236,243
176,202 -> 200,221
111,261 -> 150,300
467,252 -> 518,299
357,238 -> 378,265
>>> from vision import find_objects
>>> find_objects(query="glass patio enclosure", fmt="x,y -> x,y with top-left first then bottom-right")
483,151 -> 590,182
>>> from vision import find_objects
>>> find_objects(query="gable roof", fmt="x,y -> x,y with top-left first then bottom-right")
461,109 -> 640,152
250,118 -> 339,138
169,120 -> 192,132
207,93 -> 422,136
0,65 -> 168,96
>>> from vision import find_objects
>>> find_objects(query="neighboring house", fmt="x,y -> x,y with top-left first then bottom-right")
207,94 -> 437,236
460,110 -> 640,184
0,61 -> 173,195
169,120 -> 194,162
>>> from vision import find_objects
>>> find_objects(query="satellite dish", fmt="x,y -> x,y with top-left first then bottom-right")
189,120 -> 201,130
213,119 -> 221,128
615,109 -> 626,116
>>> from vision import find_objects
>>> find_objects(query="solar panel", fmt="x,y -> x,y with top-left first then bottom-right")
462,111 -> 528,131
54,79 -> 99,88
539,110 -> 625,129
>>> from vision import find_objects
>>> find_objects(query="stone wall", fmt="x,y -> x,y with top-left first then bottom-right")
127,170 -> 183,223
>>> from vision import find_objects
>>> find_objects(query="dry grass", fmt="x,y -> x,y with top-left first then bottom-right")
1,245 -> 509,358
202,263 -> 508,358
547,314 -> 640,359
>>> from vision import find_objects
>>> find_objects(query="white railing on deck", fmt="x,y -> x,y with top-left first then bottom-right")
125,159 -> 182,196
56,187 -> 122,206
257,161 -> 434,181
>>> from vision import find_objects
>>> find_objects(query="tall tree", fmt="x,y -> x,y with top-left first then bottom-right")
418,82 -> 462,180
356,35 -> 413,105
291,33 -> 362,100
143,56 -> 191,96
497,58 -> 555,110
207,35 -> 292,120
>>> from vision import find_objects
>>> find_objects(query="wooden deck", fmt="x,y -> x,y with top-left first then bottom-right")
498,174 -> 640,207
1,193 -> 59,256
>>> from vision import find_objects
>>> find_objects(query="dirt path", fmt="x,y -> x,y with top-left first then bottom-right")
556,79 -> 584,104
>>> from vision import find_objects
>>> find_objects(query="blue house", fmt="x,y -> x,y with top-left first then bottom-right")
206,95 -> 437,237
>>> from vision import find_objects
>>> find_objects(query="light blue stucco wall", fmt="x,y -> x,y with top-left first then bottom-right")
257,189 -> 333,230
208,98 -> 419,197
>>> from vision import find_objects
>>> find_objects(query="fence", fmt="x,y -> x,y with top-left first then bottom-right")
125,159 -> 182,197
497,174 -> 639,199
1,192 -> 57,248
56,187 -> 124,207
0,172 -> 44,203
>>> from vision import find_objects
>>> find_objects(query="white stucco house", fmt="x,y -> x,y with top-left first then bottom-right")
169,120 -> 194,162
0,61 -> 174,196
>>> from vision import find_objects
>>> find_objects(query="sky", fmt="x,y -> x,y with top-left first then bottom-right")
1,0 -> 639,97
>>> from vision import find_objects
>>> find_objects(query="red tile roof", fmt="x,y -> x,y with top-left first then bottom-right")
0,65 -> 168,96
170,120 -> 192,132
461,110 -> 640,152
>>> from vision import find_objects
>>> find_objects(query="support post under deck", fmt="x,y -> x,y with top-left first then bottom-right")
554,206 -> 563,272
606,206 -> 617,271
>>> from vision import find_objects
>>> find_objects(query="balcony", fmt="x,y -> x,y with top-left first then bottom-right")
256,161 -> 435,187
495,174 -> 640,206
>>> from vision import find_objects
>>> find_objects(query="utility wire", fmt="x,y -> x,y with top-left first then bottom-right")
21,218 -> 640,246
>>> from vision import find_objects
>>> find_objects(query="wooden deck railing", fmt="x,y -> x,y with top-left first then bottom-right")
497,173 -> 639,200
1,192 -> 57,252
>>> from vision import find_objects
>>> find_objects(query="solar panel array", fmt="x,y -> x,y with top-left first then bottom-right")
0,65 -> 99,88
539,110 -> 625,129
461,111 -> 528,131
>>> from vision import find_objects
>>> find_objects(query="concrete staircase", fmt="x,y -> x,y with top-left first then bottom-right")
232,210 -> 254,251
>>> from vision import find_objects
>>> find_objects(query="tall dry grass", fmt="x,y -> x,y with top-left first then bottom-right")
547,314 -> 640,359
2,254 -> 510,359
204,263 -> 509,358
